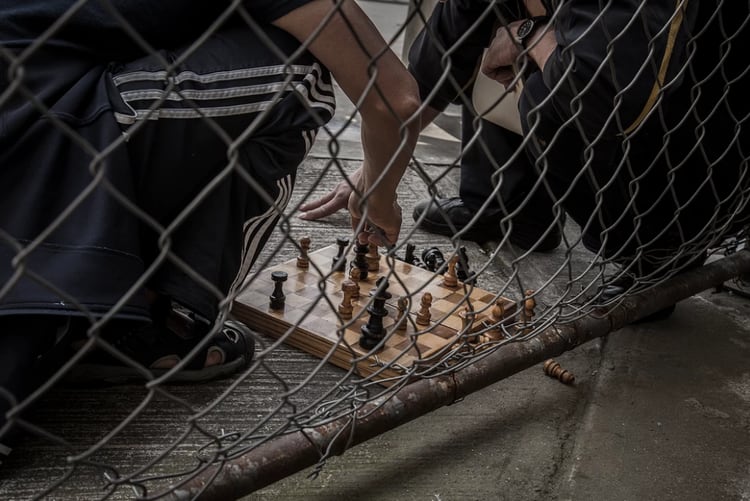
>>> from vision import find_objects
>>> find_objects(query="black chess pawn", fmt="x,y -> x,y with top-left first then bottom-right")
332,237 -> 349,272
269,271 -> 288,310
421,247 -> 445,272
360,277 -> 390,350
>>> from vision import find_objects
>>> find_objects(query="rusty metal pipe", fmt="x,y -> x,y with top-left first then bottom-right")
169,250 -> 750,500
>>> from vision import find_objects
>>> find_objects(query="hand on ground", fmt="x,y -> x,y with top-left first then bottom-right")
298,169 -> 360,220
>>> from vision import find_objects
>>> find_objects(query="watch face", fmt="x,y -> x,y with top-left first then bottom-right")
517,19 -> 535,39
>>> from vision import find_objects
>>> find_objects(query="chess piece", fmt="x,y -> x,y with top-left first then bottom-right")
404,243 -> 417,265
402,243 -> 427,269
269,271 -> 288,310
352,242 -> 370,280
421,247 -> 445,272
338,279 -> 357,319
522,289 -> 536,324
360,277 -> 390,350
366,242 -> 380,272
482,298 -> 511,340
296,236 -> 311,269
332,237 -> 349,272
456,246 -> 472,283
396,297 -> 408,331
459,305 -> 480,343
443,255 -> 459,288
543,359 -> 575,385
489,301 -> 507,334
416,292 -> 432,326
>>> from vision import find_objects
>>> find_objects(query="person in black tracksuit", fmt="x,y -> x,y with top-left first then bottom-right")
0,0 -> 420,461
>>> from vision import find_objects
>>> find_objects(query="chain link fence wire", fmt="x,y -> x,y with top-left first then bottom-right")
1,0 -> 749,498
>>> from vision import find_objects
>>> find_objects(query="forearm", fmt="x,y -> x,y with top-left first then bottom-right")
275,0 -> 420,242
359,107 -> 420,211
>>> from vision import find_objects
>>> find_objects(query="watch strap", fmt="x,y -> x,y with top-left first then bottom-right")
517,16 -> 550,48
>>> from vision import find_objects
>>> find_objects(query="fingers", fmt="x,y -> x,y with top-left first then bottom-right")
299,183 -> 351,220
299,190 -> 335,212
299,196 -> 345,220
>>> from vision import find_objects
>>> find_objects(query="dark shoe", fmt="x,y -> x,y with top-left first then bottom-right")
412,197 -> 561,251
66,318 -> 256,385
598,277 -> 676,322
597,252 -> 707,323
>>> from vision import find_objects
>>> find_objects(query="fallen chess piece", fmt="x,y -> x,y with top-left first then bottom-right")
421,247 -> 445,272
397,242 -> 426,269
543,359 -> 575,385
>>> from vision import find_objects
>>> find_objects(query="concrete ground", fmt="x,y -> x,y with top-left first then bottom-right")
1,2 -> 749,500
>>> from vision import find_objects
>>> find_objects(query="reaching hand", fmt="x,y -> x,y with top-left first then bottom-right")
348,191 -> 402,248
298,169 -> 360,220
347,167 -> 401,247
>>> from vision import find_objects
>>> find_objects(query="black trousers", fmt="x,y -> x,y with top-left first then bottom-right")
0,25 -> 334,321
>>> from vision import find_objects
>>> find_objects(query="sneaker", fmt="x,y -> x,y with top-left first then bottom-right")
412,197 -> 561,251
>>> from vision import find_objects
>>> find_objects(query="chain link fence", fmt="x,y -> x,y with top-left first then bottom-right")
1,0 -> 749,498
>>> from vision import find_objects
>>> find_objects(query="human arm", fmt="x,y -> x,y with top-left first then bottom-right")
273,0 -> 421,246
299,104 -> 442,221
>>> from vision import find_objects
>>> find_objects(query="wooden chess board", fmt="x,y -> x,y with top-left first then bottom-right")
232,244 -> 518,384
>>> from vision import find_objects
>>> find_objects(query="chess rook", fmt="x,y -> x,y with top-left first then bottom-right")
269,271 -> 288,310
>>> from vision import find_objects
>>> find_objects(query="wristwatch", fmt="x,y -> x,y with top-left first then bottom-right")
516,16 -> 550,48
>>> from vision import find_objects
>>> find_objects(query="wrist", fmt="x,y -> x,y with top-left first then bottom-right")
515,16 -> 550,48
